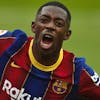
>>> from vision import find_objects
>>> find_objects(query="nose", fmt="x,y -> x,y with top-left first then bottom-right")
45,21 -> 55,31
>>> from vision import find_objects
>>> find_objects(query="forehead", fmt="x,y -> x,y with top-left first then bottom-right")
39,6 -> 67,19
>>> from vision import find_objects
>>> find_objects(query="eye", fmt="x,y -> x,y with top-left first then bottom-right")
55,20 -> 65,27
39,16 -> 50,24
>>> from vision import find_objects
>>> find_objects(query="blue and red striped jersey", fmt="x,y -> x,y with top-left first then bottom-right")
0,30 -> 100,100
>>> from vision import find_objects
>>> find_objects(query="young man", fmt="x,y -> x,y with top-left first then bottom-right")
0,1 -> 100,100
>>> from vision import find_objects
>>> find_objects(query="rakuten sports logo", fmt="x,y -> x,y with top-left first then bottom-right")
2,79 -> 42,100
91,72 -> 100,86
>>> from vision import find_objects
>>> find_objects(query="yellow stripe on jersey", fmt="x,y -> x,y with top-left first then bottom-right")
29,39 -> 63,72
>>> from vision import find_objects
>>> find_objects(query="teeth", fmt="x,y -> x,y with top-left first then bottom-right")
44,34 -> 52,38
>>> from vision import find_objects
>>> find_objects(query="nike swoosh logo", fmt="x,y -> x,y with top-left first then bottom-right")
11,62 -> 21,68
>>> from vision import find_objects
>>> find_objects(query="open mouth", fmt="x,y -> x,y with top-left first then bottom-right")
43,34 -> 53,43
40,34 -> 54,49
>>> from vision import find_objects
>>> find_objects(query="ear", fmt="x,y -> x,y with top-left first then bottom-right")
63,30 -> 72,40
31,21 -> 36,33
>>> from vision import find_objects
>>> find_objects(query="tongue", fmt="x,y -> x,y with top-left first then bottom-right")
40,34 -> 54,49
40,39 -> 53,49
43,38 -> 52,44
43,34 -> 53,43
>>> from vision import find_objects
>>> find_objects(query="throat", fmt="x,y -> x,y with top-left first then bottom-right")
32,40 -> 61,66
35,51 -> 59,66
40,54 -> 59,66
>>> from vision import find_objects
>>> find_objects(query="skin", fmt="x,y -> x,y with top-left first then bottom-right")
31,6 -> 71,66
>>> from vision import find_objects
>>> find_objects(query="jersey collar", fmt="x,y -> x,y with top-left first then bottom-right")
29,39 -> 63,72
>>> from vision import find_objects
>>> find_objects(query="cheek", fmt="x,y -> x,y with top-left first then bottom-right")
56,32 -> 66,44
57,27 -> 66,34
56,33 -> 64,44
35,24 -> 43,34
57,30 -> 66,39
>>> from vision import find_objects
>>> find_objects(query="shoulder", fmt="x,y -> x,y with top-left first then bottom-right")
0,30 -> 12,37
73,57 -> 93,76
0,29 -> 28,56
74,57 -> 100,86
0,29 -> 28,48
63,50 -> 75,61
0,29 -> 27,38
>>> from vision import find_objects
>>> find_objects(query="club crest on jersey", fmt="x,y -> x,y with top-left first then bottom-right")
52,80 -> 67,94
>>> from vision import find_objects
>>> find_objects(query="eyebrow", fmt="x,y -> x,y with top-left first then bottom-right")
39,14 -> 50,18
40,14 -> 65,21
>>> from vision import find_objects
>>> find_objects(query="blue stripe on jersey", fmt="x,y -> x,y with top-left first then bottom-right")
0,31 -> 12,37
23,65 -> 51,99
83,63 -> 94,76
7,30 -> 27,55
74,57 -> 86,85
0,29 -> 27,38
66,57 -> 84,100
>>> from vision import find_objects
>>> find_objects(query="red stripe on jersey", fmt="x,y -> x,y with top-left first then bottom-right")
0,38 -> 32,99
44,51 -> 74,100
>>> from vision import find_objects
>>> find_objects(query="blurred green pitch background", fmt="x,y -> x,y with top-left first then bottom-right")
0,0 -> 100,74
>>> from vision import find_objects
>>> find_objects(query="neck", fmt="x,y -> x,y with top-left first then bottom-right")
32,44 -> 60,66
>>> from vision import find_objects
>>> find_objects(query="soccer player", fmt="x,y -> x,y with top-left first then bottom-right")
0,1 -> 100,100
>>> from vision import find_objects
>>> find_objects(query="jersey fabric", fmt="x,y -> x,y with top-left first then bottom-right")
0,30 -> 11,37
0,30 -> 100,100
0,29 -> 23,37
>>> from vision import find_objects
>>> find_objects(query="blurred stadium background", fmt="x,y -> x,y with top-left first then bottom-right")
0,0 -> 100,74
